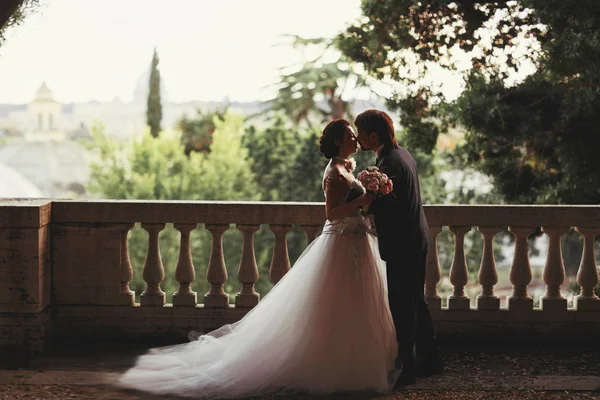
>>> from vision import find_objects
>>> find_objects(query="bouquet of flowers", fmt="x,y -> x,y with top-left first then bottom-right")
357,166 -> 393,196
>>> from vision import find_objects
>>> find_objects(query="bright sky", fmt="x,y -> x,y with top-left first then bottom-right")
0,0 -> 363,104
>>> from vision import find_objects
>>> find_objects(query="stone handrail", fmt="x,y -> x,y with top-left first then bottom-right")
50,201 -> 600,311
1,200 -> 599,353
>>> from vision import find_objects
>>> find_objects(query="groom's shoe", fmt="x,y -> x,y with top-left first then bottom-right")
392,360 -> 416,387
394,372 -> 416,387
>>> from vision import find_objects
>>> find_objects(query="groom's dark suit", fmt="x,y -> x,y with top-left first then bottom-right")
369,144 -> 438,372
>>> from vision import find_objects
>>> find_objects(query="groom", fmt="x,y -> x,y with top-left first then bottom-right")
355,109 -> 442,385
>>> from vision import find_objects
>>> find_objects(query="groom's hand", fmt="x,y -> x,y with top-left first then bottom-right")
362,194 -> 378,215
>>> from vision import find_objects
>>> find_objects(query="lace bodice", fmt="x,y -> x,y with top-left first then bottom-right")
323,175 -> 366,206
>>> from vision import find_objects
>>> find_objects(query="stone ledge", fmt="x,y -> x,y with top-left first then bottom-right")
0,199 -> 51,228
431,308 -> 600,322
0,308 -> 52,353
53,305 -> 250,341
49,201 -> 600,228
51,200 -> 327,225
51,305 -> 600,343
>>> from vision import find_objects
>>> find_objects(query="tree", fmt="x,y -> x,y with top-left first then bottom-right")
266,35 -> 377,128
178,107 -> 227,155
338,1 -> 545,158
339,1 -> 600,205
87,113 -> 263,302
0,0 -> 38,47
339,1 -> 544,89
285,129 -> 328,202
242,117 -> 299,202
147,47 -> 163,138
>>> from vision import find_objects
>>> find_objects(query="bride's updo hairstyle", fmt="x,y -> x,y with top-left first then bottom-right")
319,119 -> 349,159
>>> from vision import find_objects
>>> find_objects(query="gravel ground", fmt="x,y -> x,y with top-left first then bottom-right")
1,385 -> 599,400
1,345 -> 599,399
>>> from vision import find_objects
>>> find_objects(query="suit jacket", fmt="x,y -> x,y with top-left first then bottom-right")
369,145 -> 431,262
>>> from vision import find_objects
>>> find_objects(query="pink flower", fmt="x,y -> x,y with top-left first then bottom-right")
357,166 -> 392,195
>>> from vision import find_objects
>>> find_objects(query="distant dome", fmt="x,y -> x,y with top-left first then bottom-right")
0,162 -> 44,198
34,81 -> 55,102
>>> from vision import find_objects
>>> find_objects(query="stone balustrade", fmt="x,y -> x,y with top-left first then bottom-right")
1,200 -> 600,354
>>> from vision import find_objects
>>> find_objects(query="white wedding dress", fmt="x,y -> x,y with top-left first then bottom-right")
118,179 -> 397,398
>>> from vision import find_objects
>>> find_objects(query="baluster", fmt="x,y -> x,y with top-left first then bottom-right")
204,224 -> 230,308
140,223 -> 166,306
425,226 -> 442,310
173,223 -> 197,307
507,227 -> 533,311
269,225 -> 292,284
541,227 -> 568,312
302,225 -> 322,245
477,227 -> 500,310
574,227 -> 600,311
119,223 -> 135,306
235,224 -> 260,308
448,226 -> 471,310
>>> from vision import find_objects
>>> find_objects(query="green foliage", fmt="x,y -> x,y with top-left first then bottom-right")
266,35 -> 373,127
242,117 -> 299,201
339,1 -> 543,83
340,0 -> 600,207
455,74 -> 563,203
87,114 -> 265,302
147,48 -> 163,138
179,107 -> 227,155
285,130 -> 328,202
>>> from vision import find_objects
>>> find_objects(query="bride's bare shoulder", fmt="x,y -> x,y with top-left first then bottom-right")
322,165 -> 348,191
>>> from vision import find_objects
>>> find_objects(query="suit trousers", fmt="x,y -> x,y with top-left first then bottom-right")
385,247 -> 437,367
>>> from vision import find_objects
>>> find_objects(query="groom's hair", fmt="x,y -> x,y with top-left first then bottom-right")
354,110 -> 398,149
320,119 -> 349,159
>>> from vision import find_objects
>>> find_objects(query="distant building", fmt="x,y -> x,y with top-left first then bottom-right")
0,83 -> 91,198
0,73 -> 389,198
25,81 -> 66,140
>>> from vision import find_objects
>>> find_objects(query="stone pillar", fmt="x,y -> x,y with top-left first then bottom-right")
235,225 -> 260,308
204,224 -> 230,308
477,227 -> 500,310
269,225 -> 292,285
302,225 -> 322,245
119,223 -> 135,306
173,223 -> 198,307
541,227 -> 568,313
574,227 -> 600,311
507,227 -> 534,312
140,223 -> 166,307
425,226 -> 442,310
0,200 -> 52,354
52,219 -> 128,306
448,226 -> 471,310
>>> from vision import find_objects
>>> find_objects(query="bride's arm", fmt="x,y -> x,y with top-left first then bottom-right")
324,175 -> 373,221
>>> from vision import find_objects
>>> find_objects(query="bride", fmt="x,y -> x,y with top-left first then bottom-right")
117,119 -> 398,398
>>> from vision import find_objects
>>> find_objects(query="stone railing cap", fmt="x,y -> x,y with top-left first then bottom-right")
0,199 -> 52,228
3,200 -> 600,228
